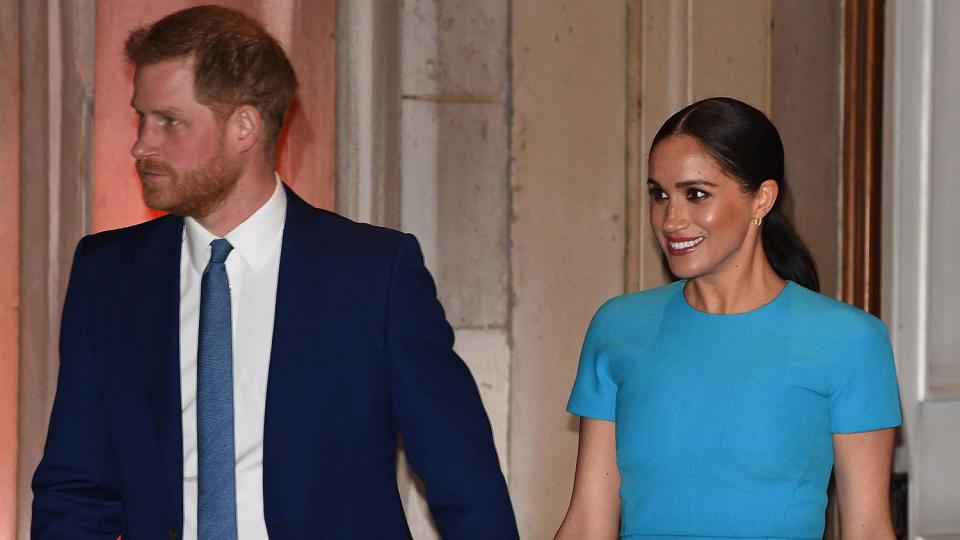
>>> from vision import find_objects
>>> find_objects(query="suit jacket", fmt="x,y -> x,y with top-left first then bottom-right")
32,186 -> 519,539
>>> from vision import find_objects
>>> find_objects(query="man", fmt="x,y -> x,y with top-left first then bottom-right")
31,6 -> 518,539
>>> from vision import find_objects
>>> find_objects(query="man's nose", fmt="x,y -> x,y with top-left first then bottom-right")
131,123 -> 156,160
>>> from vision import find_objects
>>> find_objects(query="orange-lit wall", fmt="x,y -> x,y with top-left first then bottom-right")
92,0 -> 336,232
0,2 -> 21,537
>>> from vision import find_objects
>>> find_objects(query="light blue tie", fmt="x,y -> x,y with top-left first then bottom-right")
197,239 -> 238,540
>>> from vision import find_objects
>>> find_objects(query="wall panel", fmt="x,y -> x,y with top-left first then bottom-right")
772,0 -> 842,298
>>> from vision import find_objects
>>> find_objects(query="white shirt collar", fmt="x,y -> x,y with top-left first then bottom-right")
184,176 -> 287,273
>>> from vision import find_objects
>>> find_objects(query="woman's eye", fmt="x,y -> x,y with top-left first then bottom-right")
648,188 -> 668,202
687,188 -> 709,201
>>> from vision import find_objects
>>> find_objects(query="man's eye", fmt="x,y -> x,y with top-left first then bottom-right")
162,116 -> 181,126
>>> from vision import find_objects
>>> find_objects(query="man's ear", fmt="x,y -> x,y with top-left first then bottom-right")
229,105 -> 263,154
754,179 -> 780,219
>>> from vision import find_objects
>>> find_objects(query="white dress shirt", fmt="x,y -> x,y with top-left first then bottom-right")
179,179 -> 285,540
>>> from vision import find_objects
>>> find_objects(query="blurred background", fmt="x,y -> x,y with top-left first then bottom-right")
1,1 -> 957,538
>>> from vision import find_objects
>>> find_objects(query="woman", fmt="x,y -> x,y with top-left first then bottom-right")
556,97 -> 901,539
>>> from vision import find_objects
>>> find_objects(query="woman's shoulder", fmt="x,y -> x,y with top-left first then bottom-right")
785,282 -> 889,342
589,280 -> 683,328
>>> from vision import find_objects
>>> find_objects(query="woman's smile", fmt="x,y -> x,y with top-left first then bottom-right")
665,235 -> 704,255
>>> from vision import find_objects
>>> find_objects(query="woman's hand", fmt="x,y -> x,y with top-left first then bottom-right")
833,428 -> 897,539
555,418 -> 620,540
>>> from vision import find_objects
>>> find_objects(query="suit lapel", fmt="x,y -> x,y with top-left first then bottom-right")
263,188 -> 339,484
133,215 -> 185,523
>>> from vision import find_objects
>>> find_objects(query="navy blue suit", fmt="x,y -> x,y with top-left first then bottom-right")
32,186 -> 519,539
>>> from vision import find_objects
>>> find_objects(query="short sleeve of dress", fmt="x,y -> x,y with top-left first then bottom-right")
566,305 -> 618,422
830,316 -> 902,433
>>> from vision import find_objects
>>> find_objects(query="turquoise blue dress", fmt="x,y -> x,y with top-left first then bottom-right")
567,280 -> 902,539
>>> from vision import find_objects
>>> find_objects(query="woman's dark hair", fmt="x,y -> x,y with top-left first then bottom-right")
651,97 -> 820,292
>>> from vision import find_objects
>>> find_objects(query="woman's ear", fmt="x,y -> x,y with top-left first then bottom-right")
754,179 -> 780,219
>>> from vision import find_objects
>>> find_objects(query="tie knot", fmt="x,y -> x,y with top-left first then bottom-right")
209,239 -> 233,264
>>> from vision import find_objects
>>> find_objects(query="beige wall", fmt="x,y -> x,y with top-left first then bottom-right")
509,3 -> 628,537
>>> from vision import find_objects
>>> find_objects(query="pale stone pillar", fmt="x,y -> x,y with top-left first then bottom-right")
335,0 -> 401,227
395,1 -> 511,537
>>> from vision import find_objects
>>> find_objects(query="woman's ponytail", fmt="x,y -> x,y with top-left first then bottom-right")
761,208 -> 819,292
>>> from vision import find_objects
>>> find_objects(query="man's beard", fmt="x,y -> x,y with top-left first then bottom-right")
136,143 -> 242,219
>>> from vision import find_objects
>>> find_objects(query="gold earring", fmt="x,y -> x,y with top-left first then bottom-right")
753,216 -> 763,227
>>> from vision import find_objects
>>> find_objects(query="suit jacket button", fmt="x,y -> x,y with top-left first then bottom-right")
168,528 -> 178,540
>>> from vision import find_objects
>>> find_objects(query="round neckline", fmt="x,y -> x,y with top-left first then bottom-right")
677,279 -> 792,318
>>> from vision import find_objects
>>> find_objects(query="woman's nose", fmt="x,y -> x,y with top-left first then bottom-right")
661,202 -> 689,233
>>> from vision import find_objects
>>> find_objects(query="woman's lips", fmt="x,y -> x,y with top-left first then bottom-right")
666,236 -> 703,256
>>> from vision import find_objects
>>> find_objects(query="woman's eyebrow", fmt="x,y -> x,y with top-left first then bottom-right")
676,179 -> 718,188
646,179 -> 718,188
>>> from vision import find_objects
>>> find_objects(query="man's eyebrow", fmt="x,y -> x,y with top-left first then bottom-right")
129,105 -> 184,116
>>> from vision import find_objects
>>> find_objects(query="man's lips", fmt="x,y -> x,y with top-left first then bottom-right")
665,236 -> 703,255
136,159 -> 173,180
137,167 -> 173,181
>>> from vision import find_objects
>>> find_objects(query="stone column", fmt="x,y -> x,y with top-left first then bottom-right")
335,0 -> 401,227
